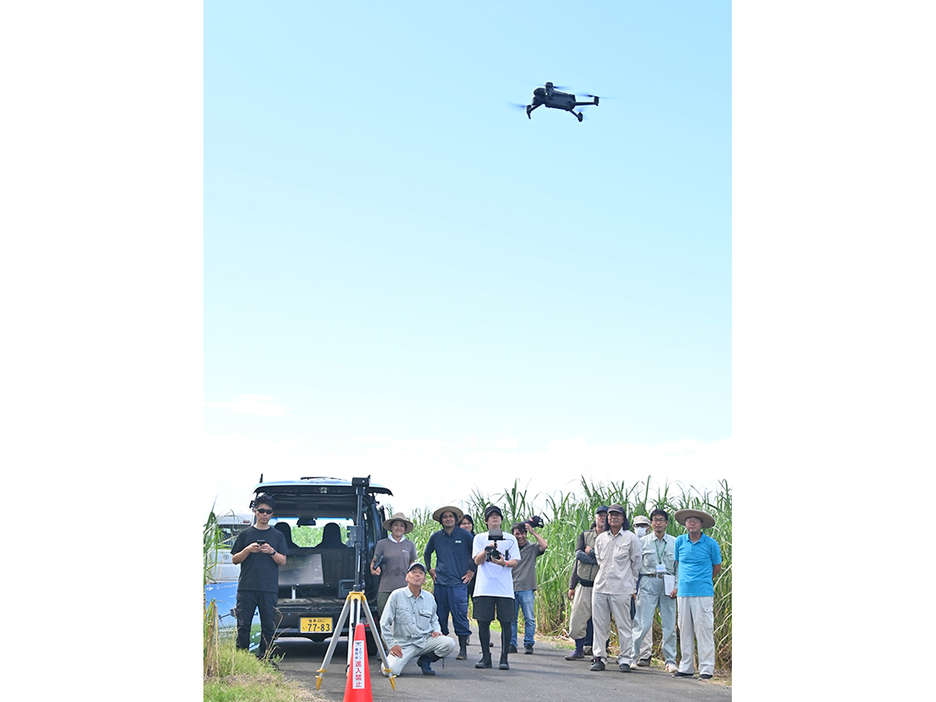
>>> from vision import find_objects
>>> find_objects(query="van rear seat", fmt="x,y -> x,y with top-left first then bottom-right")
278,547 -> 355,598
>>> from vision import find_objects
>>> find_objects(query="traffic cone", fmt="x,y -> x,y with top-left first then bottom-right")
343,623 -> 373,702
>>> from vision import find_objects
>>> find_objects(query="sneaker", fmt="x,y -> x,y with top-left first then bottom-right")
665,664 -> 679,673
590,658 -> 606,671
499,662 -> 510,670
524,645 -> 534,655
673,670 -> 694,678
565,650 -> 584,661
508,645 -> 518,653
699,673 -> 713,680
637,659 -> 650,667
618,662 -> 631,672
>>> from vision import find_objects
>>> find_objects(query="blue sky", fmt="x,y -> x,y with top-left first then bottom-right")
6,3 -> 932,698
203,1 -> 732,512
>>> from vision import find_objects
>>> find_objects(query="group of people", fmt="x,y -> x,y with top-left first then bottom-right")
374,503 -> 549,675
229,494 -> 722,681
563,503 -> 722,679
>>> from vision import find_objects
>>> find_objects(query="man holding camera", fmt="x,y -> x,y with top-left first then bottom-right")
589,504 -> 642,673
471,505 -> 520,670
565,505 -> 608,661
380,562 -> 457,677
231,494 -> 289,661
423,505 -> 476,660
509,517 -> 547,654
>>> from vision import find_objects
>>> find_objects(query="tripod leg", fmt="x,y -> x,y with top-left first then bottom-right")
359,595 -> 395,687
315,598 -> 353,690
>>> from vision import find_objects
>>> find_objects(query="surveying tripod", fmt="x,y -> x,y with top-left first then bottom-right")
314,589 -> 396,690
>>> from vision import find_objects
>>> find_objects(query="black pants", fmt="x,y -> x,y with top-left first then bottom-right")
235,589 -> 279,657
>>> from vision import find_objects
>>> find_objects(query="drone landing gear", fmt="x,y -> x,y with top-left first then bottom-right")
576,111 -> 584,122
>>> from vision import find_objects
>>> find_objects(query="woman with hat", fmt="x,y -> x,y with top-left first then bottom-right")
371,512 -> 418,618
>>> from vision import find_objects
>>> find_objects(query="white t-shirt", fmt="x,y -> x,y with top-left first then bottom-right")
472,531 -> 521,598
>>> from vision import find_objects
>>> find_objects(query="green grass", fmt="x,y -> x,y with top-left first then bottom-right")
204,639 -> 316,702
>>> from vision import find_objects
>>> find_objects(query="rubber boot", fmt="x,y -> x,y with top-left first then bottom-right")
475,624 -> 492,668
566,637 -> 586,660
498,626 -> 511,669
417,654 -> 436,675
456,635 -> 468,660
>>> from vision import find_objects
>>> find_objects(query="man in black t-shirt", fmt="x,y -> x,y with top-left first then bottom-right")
231,494 -> 288,659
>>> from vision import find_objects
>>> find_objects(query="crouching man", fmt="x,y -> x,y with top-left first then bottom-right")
380,562 -> 457,676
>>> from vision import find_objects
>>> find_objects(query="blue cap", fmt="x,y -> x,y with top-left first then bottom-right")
595,505 -> 609,514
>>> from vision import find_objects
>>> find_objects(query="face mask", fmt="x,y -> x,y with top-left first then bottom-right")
635,526 -> 648,537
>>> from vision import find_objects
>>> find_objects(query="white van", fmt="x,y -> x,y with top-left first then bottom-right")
208,511 -> 254,582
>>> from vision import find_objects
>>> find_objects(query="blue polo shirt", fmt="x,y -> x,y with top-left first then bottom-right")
423,526 -> 476,587
674,533 -> 722,597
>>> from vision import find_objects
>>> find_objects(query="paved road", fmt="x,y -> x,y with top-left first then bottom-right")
274,630 -> 731,702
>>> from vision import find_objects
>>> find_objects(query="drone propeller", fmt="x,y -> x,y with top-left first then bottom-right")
507,102 -> 528,111
580,93 -> 614,99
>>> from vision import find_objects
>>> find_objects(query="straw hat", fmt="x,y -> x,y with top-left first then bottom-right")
674,509 -> 715,530
432,505 -> 465,523
633,515 -> 651,527
382,512 -> 415,533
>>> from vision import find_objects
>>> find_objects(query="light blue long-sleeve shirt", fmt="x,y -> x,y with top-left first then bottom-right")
379,585 -> 441,649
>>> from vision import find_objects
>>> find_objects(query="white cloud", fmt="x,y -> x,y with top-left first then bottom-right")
200,433 -> 735,517
387,438 -> 451,451
204,395 -> 293,417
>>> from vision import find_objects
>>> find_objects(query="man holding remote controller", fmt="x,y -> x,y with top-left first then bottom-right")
231,493 -> 289,661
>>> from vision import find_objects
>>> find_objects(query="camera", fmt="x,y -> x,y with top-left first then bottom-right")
526,515 -> 544,529
484,528 -> 509,562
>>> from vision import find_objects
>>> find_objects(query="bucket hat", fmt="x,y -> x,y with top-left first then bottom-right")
382,512 -> 415,533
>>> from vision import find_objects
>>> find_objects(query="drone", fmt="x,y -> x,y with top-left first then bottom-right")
525,82 -> 600,122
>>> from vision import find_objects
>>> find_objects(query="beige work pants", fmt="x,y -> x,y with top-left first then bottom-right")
676,596 -> 715,676
568,584 -> 593,640
591,591 -> 634,665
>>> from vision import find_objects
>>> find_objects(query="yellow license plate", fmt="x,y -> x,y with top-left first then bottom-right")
300,617 -> 332,633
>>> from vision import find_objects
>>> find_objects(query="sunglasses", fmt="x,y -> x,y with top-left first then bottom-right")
255,508 -> 273,515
